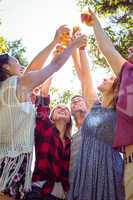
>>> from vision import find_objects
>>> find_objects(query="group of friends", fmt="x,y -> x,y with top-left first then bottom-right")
0,10 -> 133,200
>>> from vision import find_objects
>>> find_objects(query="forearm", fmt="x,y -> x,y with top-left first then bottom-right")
93,21 -> 115,56
25,40 -> 57,72
35,96 -> 50,121
72,49 -> 82,81
79,50 -> 98,106
79,49 -> 92,78
53,42 -> 78,71
92,20 -> 125,74
40,77 -> 52,97
20,41 -> 77,91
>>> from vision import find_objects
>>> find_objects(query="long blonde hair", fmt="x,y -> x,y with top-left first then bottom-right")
50,106 -> 72,138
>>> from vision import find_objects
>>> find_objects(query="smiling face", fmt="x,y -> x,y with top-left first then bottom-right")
128,46 -> 133,63
4,56 -> 24,76
51,105 -> 71,123
71,95 -> 88,114
97,76 -> 116,94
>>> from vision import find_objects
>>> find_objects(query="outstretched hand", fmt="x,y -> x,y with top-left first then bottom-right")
53,25 -> 70,44
81,7 -> 98,26
72,27 -> 87,50
72,26 -> 82,40
88,8 -> 100,25
72,34 -> 88,49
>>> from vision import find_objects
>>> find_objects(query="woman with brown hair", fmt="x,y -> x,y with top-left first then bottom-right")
0,29 -> 87,199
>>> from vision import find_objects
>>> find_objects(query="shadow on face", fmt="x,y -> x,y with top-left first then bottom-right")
98,76 -> 116,94
71,95 -> 88,114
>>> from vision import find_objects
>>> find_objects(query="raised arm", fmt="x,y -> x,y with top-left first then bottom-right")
90,10 -> 126,75
40,77 -> 52,97
17,35 -> 88,101
79,49 -> 98,108
25,25 -> 69,73
72,27 -> 98,109
72,49 -> 82,81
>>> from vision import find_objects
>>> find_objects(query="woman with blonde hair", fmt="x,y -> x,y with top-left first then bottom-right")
68,32 -> 124,199
25,76 -> 72,200
89,9 -> 133,200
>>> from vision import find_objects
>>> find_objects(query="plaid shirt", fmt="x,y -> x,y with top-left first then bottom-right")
32,96 -> 71,196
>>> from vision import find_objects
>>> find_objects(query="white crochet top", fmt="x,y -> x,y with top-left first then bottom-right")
0,76 -> 35,191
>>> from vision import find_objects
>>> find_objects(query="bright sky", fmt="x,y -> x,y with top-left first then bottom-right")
0,0 -> 82,55
0,0 -> 109,91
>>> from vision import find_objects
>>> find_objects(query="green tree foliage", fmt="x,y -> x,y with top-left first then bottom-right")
8,39 -> 28,66
76,0 -> 133,68
50,87 -> 76,108
0,36 -> 8,54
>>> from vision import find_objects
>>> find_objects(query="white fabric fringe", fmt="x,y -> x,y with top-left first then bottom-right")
0,153 -> 32,192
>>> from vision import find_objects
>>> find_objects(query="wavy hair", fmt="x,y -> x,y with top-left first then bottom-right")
50,106 -> 72,138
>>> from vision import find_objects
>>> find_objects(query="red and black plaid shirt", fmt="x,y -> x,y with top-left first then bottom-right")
32,96 -> 71,196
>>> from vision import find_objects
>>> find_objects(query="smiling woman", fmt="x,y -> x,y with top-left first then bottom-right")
0,32 -> 86,200
25,79 -> 72,200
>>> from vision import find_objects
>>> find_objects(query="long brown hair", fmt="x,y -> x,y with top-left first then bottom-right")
110,76 -> 120,109
0,54 -> 10,82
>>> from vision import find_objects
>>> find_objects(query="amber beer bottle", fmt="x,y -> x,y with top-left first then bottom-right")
59,31 -> 70,48
81,11 -> 93,26
72,26 -> 85,50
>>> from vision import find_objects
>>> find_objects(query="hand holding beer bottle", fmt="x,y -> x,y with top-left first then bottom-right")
53,45 -> 65,58
72,26 -> 81,39
81,8 -> 94,26
72,26 -> 86,50
59,28 -> 71,48
53,26 -> 71,58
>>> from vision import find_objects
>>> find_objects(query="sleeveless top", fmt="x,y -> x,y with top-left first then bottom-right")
68,103 -> 124,200
0,76 -> 35,191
